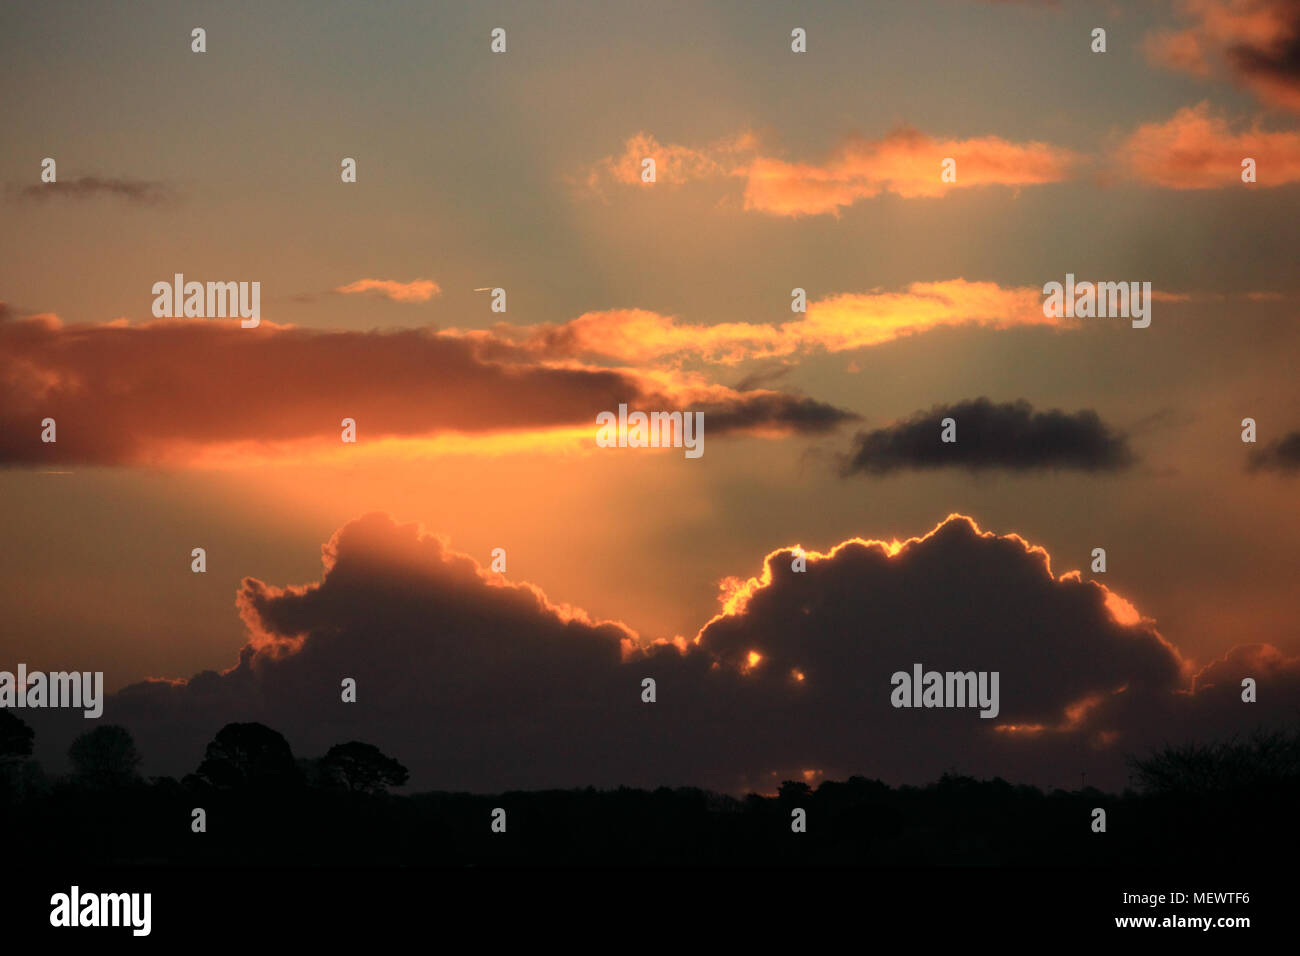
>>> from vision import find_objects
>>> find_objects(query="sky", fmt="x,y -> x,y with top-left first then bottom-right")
2,0 -> 1299,793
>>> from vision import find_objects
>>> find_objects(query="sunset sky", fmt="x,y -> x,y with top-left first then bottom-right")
2,0 -> 1298,793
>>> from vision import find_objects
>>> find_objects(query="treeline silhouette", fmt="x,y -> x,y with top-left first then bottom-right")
2,711 -> 1295,866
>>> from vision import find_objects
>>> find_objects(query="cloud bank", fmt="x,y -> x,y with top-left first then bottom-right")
22,512 -> 1298,794
0,312 -> 855,466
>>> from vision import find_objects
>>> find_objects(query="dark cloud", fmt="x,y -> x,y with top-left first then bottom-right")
1224,3 -> 1300,103
1248,430 -> 1300,473
840,398 -> 1135,475
1148,0 -> 1300,113
694,392 -> 860,435
13,177 -> 173,204
733,364 -> 794,392
22,512 -> 1298,794
0,313 -> 856,466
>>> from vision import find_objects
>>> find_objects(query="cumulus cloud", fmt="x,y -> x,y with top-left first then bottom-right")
1117,101 -> 1300,188
582,129 -> 1079,215
1248,429 -> 1300,472
694,514 -> 1193,773
22,512 -> 1296,794
0,312 -> 855,466
1146,0 -> 1300,113
333,278 -> 442,303
841,398 -> 1135,475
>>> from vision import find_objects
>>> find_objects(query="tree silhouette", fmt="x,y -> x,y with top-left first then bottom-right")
0,710 -> 34,759
320,741 -> 409,794
778,780 -> 812,802
68,725 -> 141,788
0,710 -> 37,800
1129,726 -> 1300,795
195,722 -> 301,790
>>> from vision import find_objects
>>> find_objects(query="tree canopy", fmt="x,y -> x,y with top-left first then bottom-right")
68,724 -> 142,788
321,741 -> 409,794
195,721 -> 301,790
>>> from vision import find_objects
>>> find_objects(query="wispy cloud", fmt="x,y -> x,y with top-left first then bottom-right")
582,128 -> 1079,215
467,280 -> 1059,366
13,176 -> 173,204
740,128 -> 1079,215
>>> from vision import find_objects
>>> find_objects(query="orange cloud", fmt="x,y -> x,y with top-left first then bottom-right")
1104,591 -> 1142,627
994,690 -> 1121,737
334,278 -> 442,302
584,128 -> 1078,214
0,312 -> 854,467
1145,28 -> 1212,77
1145,0 -> 1300,113
582,130 -> 757,191
799,280 -> 1057,351
484,279 -> 1058,366
741,128 -> 1079,215
1117,101 -> 1300,187
1190,643 -> 1290,691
